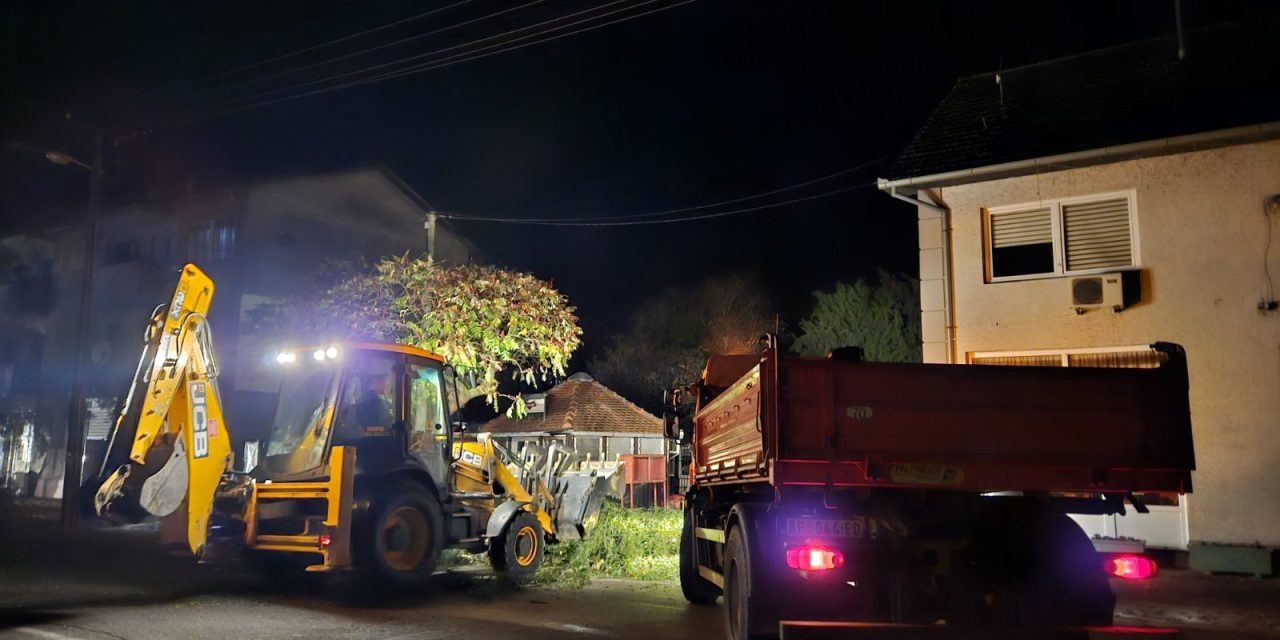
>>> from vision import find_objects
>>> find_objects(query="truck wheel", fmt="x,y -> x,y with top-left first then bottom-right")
489,511 -> 544,581
366,483 -> 443,586
1019,512 -> 1115,626
725,525 -> 776,640
680,512 -> 720,605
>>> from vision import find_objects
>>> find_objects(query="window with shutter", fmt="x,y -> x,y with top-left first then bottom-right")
1063,197 -> 1132,271
984,191 -> 1136,282
969,345 -> 1165,369
989,207 -> 1054,278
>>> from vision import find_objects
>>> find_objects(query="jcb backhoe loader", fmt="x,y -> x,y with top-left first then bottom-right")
92,263 -> 606,583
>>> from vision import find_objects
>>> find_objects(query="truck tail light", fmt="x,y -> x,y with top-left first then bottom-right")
786,543 -> 844,571
318,533 -> 333,549
1106,554 -> 1157,580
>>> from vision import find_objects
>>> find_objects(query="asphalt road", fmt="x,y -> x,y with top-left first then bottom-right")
1,508 -> 1277,640
3,568 -> 1279,640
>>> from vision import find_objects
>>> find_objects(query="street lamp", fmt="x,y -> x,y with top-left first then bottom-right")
45,131 -> 104,534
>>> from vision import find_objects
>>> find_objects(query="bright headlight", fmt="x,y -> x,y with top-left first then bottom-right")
325,346 -> 339,359
275,351 -> 297,364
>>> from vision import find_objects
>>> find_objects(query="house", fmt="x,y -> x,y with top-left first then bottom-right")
877,22 -> 1280,573
479,373 -> 668,505
2,166 -> 480,497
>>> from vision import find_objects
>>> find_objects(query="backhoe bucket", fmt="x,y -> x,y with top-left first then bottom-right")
554,470 -> 609,541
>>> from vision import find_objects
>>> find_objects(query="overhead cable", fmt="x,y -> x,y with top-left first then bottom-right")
176,0 -> 541,104
196,0 -> 476,83
159,0 -> 692,128
437,181 -> 870,226
195,0 -> 645,114
447,156 -> 888,223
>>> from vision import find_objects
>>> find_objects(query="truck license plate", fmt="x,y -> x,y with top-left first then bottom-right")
782,517 -> 865,539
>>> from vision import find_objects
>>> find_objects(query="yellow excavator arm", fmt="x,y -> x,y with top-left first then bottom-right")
95,264 -> 234,556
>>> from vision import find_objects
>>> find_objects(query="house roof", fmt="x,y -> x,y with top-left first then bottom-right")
479,373 -> 662,436
884,20 -> 1280,184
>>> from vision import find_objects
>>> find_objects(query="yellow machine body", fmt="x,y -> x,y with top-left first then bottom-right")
95,263 -> 599,576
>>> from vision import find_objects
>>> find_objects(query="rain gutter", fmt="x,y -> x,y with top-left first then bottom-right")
876,121 -> 1280,193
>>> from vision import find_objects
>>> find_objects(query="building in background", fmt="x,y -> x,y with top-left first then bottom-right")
879,22 -> 1280,573
480,372 -> 669,506
0,166 -> 480,497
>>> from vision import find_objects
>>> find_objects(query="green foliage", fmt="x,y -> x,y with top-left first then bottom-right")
793,270 -> 922,363
245,255 -> 582,413
590,274 -> 773,412
531,502 -> 681,587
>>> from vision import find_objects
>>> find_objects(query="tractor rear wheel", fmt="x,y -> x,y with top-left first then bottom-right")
489,511 -> 544,581
363,482 -> 443,586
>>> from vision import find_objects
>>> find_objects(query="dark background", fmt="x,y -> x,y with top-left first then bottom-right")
3,0 -> 1276,357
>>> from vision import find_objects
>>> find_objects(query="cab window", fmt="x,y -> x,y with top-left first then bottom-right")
335,350 -> 398,438
407,362 -> 447,453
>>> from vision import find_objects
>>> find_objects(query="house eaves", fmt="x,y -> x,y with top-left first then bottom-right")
878,121 -> 1280,195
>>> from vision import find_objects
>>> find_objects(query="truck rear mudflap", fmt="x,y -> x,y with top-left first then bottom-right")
779,621 -> 1181,639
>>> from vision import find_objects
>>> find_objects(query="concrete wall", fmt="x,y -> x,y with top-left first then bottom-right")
917,139 -> 1280,547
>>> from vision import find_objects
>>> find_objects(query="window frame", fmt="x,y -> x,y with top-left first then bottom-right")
967,344 -> 1161,367
983,190 -> 1139,283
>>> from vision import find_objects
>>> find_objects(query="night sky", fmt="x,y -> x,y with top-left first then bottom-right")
3,0 -> 1277,360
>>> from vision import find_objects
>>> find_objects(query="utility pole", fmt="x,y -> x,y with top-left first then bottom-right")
425,211 -> 438,264
59,128 -> 104,533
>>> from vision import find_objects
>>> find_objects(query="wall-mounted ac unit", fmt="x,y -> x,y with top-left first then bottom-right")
1071,272 -> 1126,312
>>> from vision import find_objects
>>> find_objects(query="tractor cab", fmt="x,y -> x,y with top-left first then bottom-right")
259,343 -> 454,491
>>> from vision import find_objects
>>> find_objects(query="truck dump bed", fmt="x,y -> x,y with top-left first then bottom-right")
692,344 -> 1194,495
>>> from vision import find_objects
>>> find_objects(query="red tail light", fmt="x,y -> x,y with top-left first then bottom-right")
786,544 -> 844,571
318,533 -> 333,549
1107,554 -> 1157,580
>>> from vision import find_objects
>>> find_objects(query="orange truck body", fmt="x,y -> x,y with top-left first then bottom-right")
691,344 -> 1194,497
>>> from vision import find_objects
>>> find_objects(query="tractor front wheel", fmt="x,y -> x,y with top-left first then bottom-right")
489,511 -> 545,581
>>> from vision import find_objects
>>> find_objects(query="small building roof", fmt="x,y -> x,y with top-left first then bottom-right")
480,373 -> 662,436
884,19 -> 1280,184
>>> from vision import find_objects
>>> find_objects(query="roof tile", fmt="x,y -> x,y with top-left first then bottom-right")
886,20 -> 1280,181
479,376 -> 662,436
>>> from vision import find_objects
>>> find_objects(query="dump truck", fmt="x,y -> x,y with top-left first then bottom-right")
92,263 -> 606,582
670,337 -> 1195,639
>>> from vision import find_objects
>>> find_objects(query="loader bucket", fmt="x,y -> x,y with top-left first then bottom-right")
554,470 -> 610,541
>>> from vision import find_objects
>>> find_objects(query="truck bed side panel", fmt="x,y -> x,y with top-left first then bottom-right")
693,364 -> 767,484
775,354 -> 1194,493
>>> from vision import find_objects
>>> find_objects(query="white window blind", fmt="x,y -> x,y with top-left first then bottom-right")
985,191 -> 1137,281
969,346 -> 1166,369
1063,197 -> 1132,271
991,207 -> 1052,248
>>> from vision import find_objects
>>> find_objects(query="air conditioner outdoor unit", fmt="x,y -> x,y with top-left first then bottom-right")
1071,272 -> 1126,312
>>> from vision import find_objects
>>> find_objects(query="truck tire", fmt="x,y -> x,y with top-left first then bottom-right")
489,510 -> 544,581
680,512 -> 720,605
724,524 -> 776,640
364,482 -> 443,586
1018,512 -> 1115,627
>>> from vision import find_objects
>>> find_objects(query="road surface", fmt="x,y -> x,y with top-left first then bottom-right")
3,568 -> 1279,640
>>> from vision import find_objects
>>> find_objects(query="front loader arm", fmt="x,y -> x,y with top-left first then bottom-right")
94,264 -> 234,556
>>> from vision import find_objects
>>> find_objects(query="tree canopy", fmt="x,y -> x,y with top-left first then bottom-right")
792,270 -> 921,363
246,255 -> 582,415
589,274 -> 773,412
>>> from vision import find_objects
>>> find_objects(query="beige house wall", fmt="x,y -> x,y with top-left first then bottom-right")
917,139 -> 1280,547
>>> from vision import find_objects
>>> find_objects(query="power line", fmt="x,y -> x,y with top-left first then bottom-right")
195,0 -> 643,115
174,0 -> 542,105
197,0 -> 477,83
438,182 -> 876,227
447,156 -> 889,223
158,0 -> 691,129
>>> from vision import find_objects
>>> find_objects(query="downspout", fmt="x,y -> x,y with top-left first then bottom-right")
887,187 -> 958,364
